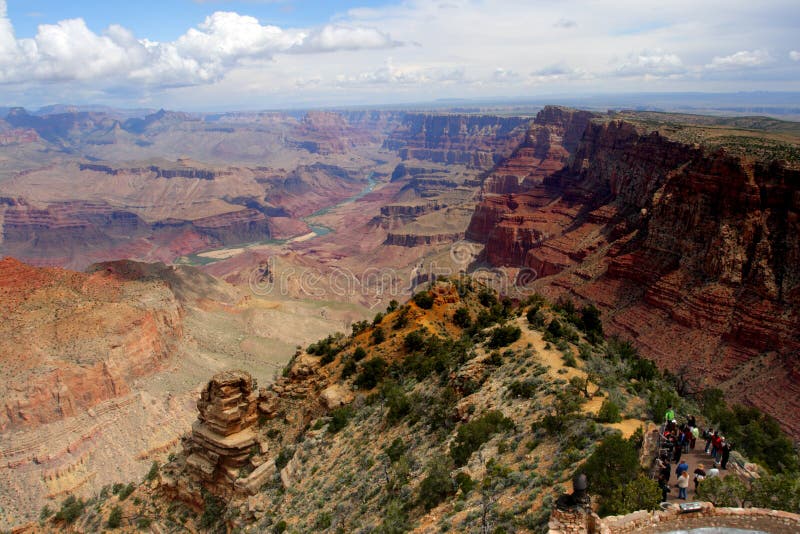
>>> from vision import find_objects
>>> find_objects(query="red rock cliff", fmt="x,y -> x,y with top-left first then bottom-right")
467,111 -> 800,436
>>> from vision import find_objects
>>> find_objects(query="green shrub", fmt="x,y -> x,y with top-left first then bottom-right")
387,299 -> 399,312
377,499 -> 410,534
328,406 -> 355,433
385,437 -> 407,463
402,335 -> 469,381
606,476 -> 661,515
382,381 -> 411,424
314,512 -> 332,529
596,399 -> 622,423
107,505 -> 122,529
526,307 -> 546,327
353,346 -> 367,361
507,379 -> 540,399
353,319 -> 370,335
546,319 -> 563,339
341,357 -> 356,379
575,434 -> 640,515
413,291 -> 435,309
371,327 -> 386,345
355,357 -> 388,389
579,304 -> 604,343
118,483 -> 135,501
393,307 -> 409,329
275,447 -> 294,470
39,505 -> 53,521
478,290 -> 498,308
55,495 -> 85,524
696,476 -> 747,507
200,491 -> 225,529
136,517 -> 152,529
145,461 -> 159,482
273,520 -> 288,533
404,330 -> 427,352
749,473 -> 800,512
487,325 -> 521,349
450,410 -> 514,466
453,307 -> 472,328
455,472 -> 475,494
418,459 -> 454,510
416,386 -> 459,432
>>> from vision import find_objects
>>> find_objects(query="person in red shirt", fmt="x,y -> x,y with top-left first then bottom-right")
711,433 -> 723,463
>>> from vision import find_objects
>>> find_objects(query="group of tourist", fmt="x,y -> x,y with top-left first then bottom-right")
655,407 -> 726,501
703,427 -> 733,470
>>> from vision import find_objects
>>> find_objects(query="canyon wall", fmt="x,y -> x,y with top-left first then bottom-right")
467,107 -> 800,436
0,258 -> 184,430
384,113 -> 531,169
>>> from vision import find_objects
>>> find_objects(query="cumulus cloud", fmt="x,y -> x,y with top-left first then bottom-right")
0,5 -> 399,87
706,49 -> 773,70
530,63 -> 589,83
790,50 -> 800,61
336,58 -> 465,86
615,50 -> 684,76
288,24 -> 400,53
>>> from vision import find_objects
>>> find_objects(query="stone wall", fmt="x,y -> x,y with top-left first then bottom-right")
548,503 -> 800,533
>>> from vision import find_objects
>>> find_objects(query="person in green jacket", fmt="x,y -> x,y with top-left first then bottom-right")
665,406 -> 675,423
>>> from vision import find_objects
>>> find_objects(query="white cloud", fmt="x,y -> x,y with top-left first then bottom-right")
336,58 -> 465,86
615,50 -> 684,76
553,18 -> 577,29
530,64 -> 589,82
706,50 -> 773,70
0,6 -> 399,87
1,0 -> 799,107
288,24 -> 399,53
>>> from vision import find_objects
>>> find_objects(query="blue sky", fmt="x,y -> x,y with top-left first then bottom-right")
7,1 -> 395,41
1,0 -> 799,110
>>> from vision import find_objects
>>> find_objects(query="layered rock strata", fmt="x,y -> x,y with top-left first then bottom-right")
384,113 -> 531,169
467,107 -> 800,436
182,371 -> 260,495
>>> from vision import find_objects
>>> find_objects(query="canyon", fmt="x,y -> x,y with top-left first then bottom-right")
1,102 -> 799,529
467,107 -> 800,437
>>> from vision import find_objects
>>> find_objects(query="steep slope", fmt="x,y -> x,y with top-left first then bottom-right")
0,258 -> 364,529
467,108 -> 800,437
33,280 -> 661,533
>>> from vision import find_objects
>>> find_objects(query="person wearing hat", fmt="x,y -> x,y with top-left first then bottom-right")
693,463 -> 706,491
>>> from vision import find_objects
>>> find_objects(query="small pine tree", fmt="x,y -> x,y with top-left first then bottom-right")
106,505 -> 123,529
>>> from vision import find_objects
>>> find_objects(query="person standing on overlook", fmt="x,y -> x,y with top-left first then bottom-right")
677,471 -> 690,499
665,406 -> 675,423
721,439 -> 732,470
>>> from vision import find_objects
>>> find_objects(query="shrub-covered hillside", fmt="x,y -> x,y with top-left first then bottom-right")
35,279 -> 799,533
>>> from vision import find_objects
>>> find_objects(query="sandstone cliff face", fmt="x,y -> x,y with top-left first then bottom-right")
467,109 -> 800,436
384,113 -> 530,169
0,258 -> 183,431
478,106 -> 595,195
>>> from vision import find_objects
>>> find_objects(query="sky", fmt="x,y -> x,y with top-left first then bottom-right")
1,0 -> 799,110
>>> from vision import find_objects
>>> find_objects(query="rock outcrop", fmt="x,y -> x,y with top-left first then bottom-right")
467,107 -> 800,436
182,371 -> 260,495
